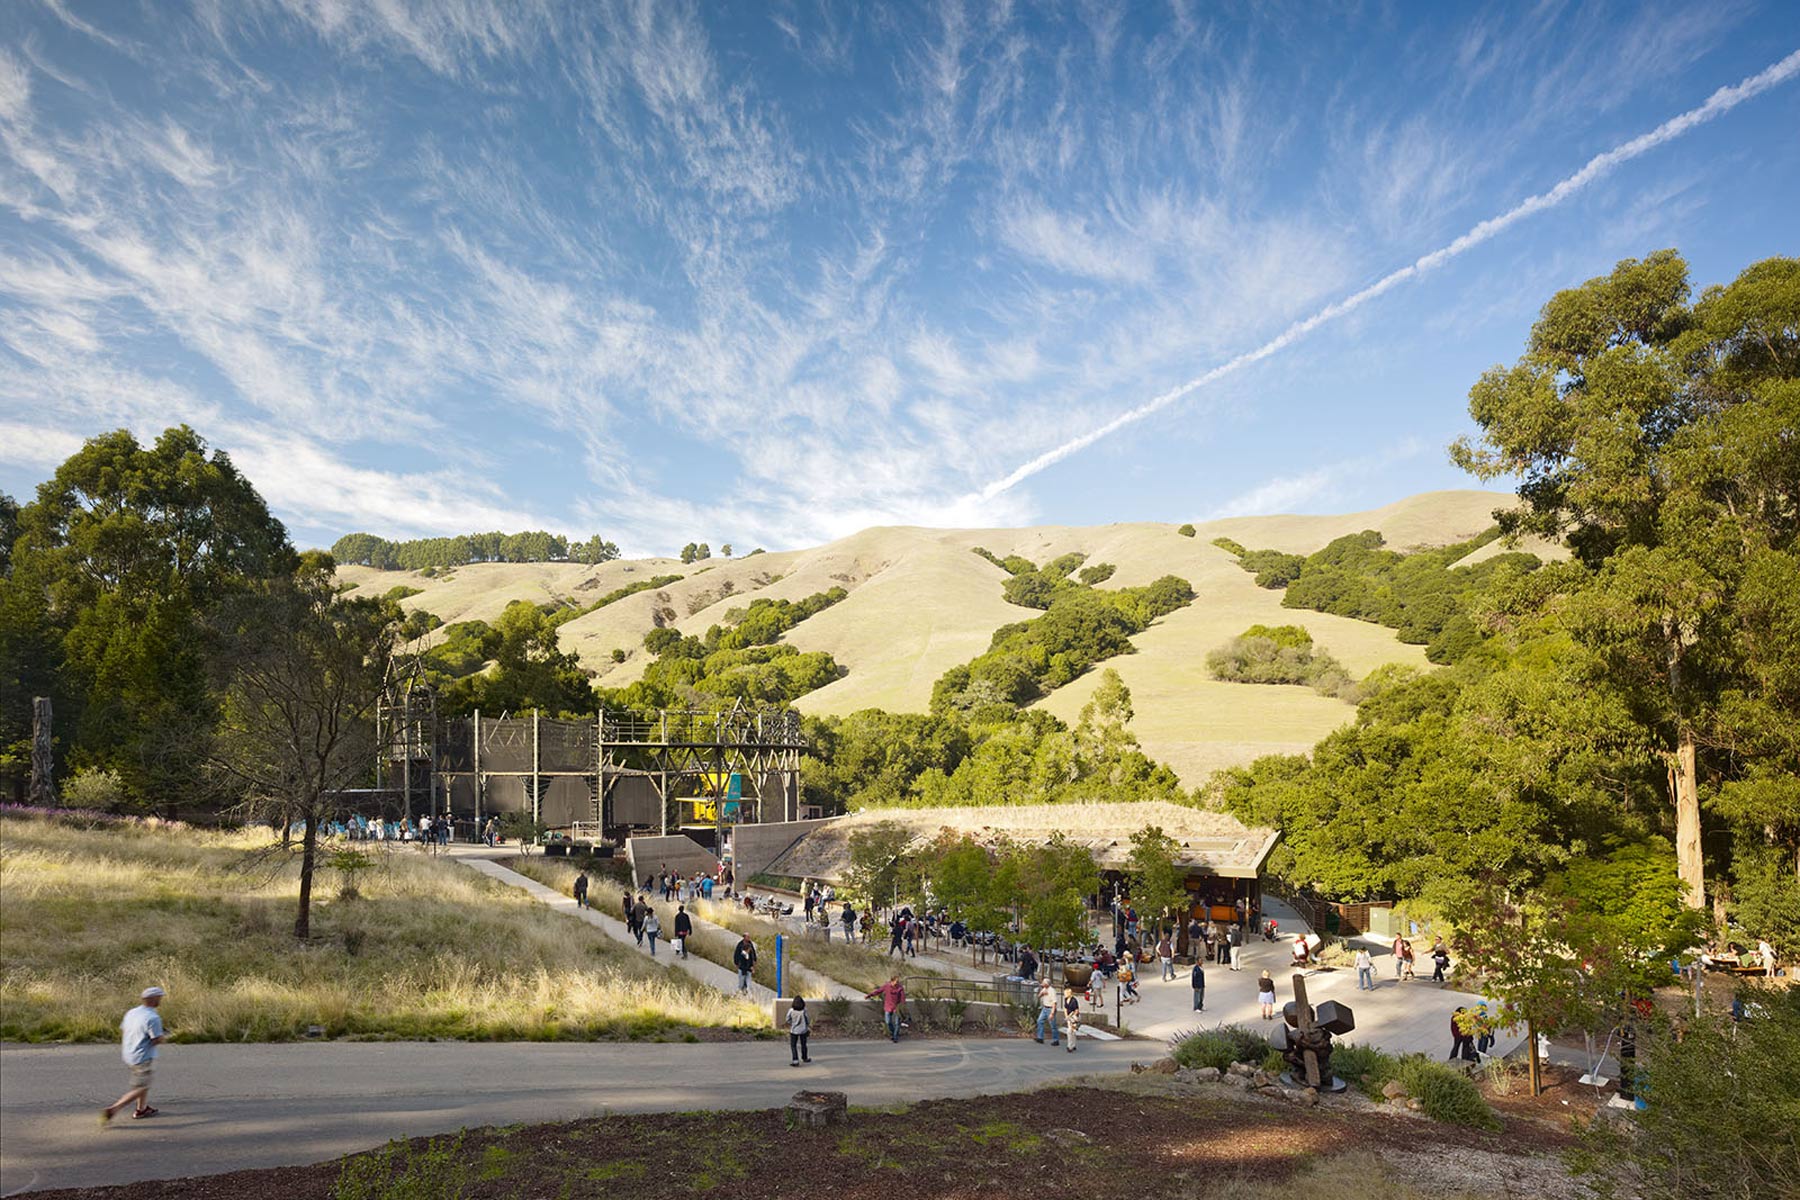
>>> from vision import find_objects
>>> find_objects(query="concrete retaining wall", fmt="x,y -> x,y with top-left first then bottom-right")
731,817 -> 838,881
624,834 -> 720,884
769,996 -> 1114,1031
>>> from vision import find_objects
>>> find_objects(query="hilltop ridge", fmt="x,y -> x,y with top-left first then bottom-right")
337,489 -> 1523,785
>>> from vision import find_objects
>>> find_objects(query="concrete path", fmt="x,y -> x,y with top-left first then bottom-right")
0,1037 -> 1145,1195
456,854 -> 856,1002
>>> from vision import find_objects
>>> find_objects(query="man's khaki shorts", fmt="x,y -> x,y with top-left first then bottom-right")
128,1063 -> 154,1089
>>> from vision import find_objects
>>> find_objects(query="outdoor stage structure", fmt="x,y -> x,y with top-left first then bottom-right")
391,699 -> 806,838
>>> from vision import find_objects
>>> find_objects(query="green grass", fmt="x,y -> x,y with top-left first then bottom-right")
0,814 -> 765,1042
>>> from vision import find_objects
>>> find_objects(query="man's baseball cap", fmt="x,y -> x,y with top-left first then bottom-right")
141,986 -> 166,999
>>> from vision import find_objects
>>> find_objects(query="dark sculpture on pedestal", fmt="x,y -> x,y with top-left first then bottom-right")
1269,973 -> 1355,1091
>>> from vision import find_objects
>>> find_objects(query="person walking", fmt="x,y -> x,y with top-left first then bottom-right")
1355,946 -> 1375,991
1118,955 -> 1140,1003
1257,970 -> 1277,1021
631,898 -> 649,946
867,975 -> 906,1043
1431,939 -> 1451,983
1190,960 -> 1206,1012
673,905 -> 692,958
1448,1007 -> 1476,1062
1392,933 -> 1407,980
1061,986 -> 1081,1052
1157,934 -> 1175,981
733,934 -> 758,993
101,987 -> 167,1125
573,871 -> 589,910
643,908 -> 662,956
787,997 -> 812,1066
1227,922 -> 1243,970
1035,977 -> 1061,1046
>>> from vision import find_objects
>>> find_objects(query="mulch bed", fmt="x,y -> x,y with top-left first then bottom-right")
28,1084 -> 1566,1200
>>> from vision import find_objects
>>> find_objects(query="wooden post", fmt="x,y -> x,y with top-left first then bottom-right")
473,709 -> 483,835
532,708 -> 541,837
1526,1018 -> 1542,1097
30,697 -> 55,807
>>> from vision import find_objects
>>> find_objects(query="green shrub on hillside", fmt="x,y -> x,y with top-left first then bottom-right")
1077,562 -> 1116,585
1177,524 -> 1196,537
1206,626 -> 1356,700
931,576 -> 1194,714
1224,527 -> 1541,663
1211,537 -> 1247,557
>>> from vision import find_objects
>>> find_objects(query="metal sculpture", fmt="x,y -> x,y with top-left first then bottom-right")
1270,973 -> 1355,1090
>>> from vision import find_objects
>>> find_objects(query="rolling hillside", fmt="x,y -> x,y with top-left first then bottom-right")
338,489 -> 1527,786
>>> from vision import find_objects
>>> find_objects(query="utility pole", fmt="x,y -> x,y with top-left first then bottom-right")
473,708 -> 483,837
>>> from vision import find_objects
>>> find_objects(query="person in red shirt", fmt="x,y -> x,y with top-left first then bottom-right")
866,974 -> 906,1043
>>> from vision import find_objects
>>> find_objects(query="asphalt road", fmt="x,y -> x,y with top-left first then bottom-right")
0,1036 -> 1145,1195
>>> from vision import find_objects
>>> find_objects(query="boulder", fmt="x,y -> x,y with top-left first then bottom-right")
1381,1080 -> 1409,1101
1148,1057 -> 1178,1075
1228,1061 -> 1255,1077
787,1091 -> 847,1129
1278,1087 -> 1319,1107
1251,1069 -> 1274,1088
1218,1073 -> 1250,1089
1406,1098 -> 1424,1112
1196,1067 -> 1221,1082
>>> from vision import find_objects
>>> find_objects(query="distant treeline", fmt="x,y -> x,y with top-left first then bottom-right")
331,530 -> 621,571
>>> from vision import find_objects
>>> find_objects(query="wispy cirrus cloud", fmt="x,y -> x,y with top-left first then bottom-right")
1,1 -> 1791,553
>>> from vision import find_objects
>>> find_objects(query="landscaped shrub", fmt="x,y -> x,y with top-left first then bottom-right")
1327,1042 -> 1399,1098
1169,1024 -> 1272,1070
1395,1056 -> 1499,1130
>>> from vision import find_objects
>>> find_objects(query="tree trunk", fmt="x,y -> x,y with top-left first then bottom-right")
294,811 -> 318,940
1670,728 -> 1704,909
1526,1018 -> 1541,1097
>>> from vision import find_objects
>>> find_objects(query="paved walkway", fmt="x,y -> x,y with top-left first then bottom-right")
456,852 -> 857,1002
0,1037 -> 1145,1195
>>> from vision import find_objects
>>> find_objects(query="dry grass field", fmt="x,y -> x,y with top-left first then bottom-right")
0,815 -> 764,1042
337,490 -> 1523,785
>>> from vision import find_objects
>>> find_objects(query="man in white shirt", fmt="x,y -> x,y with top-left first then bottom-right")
1759,939 -> 1779,978
101,986 -> 168,1125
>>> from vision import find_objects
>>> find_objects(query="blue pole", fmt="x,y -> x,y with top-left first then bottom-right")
775,934 -> 785,998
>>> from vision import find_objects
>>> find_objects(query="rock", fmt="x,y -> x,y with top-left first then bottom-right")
1251,1070 -> 1274,1088
1217,1073 -> 1249,1089
786,1090 -> 847,1128
1278,1087 -> 1319,1106
1406,1098 -> 1423,1112
1196,1067 -> 1221,1082
1173,1068 -> 1199,1083
1149,1057 -> 1178,1075
1381,1080 -> 1409,1101
1130,1061 -> 1147,1074
1046,1128 -> 1091,1147
1228,1061 -> 1255,1077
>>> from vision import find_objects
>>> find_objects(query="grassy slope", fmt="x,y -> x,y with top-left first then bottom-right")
338,490 -> 1515,786
0,816 -> 763,1042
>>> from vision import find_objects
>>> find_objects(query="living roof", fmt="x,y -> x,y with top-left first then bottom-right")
761,801 -> 1279,881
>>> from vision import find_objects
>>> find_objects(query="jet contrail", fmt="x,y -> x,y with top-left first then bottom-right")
975,48 -> 1800,502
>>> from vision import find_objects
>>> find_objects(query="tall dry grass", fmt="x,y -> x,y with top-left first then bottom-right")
0,815 -> 763,1042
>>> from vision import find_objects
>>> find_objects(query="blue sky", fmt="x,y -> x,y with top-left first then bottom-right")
2,2 -> 1796,556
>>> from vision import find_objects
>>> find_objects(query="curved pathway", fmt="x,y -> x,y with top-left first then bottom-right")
0,1037 -> 1144,1195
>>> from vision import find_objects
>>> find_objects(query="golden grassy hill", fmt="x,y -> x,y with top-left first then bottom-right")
339,489 -> 1520,786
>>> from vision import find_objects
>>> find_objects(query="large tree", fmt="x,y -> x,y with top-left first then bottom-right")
1452,252 -> 1800,908
208,553 -> 401,939
3,428 -> 292,811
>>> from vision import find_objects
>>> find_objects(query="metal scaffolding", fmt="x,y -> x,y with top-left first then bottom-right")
425,701 -> 805,836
